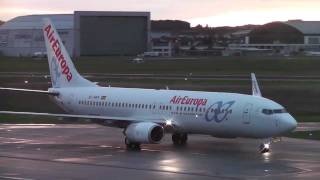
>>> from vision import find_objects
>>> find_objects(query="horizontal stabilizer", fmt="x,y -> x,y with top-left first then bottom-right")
0,87 -> 59,96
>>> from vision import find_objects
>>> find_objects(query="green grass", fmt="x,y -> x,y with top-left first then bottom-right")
1,56 -> 320,75
286,131 -> 320,140
295,115 -> 320,122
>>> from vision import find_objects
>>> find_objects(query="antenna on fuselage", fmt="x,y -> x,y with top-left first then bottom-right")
251,73 -> 262,97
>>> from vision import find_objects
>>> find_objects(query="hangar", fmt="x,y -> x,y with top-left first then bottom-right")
230,20 -> 320,55
0,11 -> 151,57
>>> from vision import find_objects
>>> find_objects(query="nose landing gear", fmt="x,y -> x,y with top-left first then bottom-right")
259,137 -> 281,154
259,142 -> 270,154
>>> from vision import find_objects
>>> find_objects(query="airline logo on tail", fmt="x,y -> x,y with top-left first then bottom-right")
44,24 -> 72,82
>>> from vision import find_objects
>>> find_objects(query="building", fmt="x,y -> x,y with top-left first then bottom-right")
229,20 -> 320,55
0,14 -> 73,57
0,11 -> 151,57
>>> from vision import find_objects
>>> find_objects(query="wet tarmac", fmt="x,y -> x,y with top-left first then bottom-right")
0,124 -> 319,180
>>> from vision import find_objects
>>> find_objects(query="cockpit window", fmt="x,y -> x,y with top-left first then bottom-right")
273,109 -> 287,113
262,109 -> 273,115
262,108 -> 287,115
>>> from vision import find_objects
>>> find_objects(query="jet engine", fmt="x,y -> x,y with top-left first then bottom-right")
125,122 -> 164,144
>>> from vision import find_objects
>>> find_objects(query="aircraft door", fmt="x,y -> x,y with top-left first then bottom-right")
243,103 -> 253,124
65,92 -> 75,113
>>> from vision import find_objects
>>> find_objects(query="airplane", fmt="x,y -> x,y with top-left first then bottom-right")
0,19 -> 297,153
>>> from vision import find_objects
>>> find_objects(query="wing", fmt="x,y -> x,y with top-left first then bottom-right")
0,87 -> 59,96
0,111 -> 166,127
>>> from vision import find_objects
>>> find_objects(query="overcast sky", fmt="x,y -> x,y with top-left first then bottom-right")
1,0 -> 320,27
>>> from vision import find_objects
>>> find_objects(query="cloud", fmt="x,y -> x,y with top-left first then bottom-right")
0,0 -> 319,26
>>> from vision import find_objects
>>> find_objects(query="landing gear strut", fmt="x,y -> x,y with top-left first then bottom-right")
259,142 -> 270,154
172,133 -> 188,145
125,137 -> 141,150
258,137 -> 281,154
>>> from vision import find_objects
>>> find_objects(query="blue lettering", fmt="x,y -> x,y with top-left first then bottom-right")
205,101 -> 235,123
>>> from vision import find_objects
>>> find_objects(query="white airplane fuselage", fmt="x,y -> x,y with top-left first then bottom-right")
51,87 -> 296,139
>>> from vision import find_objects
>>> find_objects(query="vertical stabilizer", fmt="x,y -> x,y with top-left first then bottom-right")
43,18 -> 96,88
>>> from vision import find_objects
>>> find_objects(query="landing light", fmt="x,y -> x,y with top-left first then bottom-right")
165,120 -> 172,126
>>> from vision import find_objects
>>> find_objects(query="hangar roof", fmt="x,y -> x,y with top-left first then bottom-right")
0,14 -> 73,30
284,20 -> 320,35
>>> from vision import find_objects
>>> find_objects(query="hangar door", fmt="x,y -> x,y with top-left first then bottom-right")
79,16 -> 148,56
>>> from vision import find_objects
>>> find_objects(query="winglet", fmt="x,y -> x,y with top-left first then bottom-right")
251,73 -> 262,97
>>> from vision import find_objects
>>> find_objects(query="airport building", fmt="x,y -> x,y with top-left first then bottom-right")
0,11 -> 151,57
230,20 -> 320,55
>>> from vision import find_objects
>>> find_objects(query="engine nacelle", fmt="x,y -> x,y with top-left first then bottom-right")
125,122 -> 164,144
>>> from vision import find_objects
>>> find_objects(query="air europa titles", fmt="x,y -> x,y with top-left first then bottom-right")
44,24 -> 72,82
170,96 -> 207,107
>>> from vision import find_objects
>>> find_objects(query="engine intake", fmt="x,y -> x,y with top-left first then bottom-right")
125,122 -> 164,144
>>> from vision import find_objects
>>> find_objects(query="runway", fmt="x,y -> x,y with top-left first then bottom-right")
0,124 -> 319,180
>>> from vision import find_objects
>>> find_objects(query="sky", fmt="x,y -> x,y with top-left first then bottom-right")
0,0 -> 320,27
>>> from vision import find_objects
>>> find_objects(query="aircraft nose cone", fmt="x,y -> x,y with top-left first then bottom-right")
280,114 -> 297,133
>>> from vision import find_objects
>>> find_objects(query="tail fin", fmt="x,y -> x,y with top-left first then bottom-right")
43,18 -> 96,88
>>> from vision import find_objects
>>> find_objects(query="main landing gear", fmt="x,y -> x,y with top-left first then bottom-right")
125,137 -> 141,151
172,133 -> 188,146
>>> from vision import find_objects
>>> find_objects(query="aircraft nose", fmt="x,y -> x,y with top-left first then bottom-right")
280,114 -> 297,133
